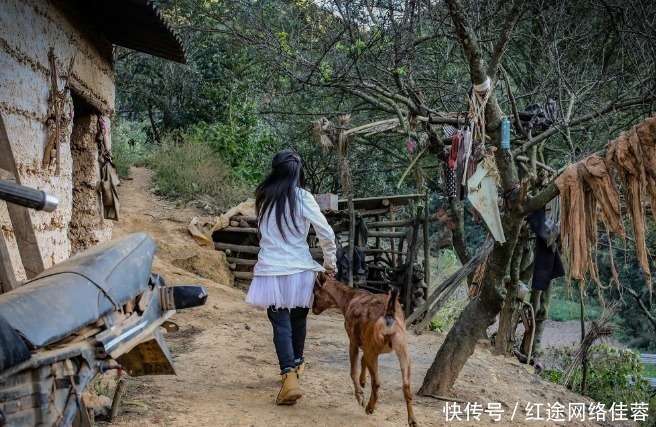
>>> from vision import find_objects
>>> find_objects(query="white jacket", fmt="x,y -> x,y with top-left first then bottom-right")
253,188 -> 337,276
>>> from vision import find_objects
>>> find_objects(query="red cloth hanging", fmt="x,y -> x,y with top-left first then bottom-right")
448,131 -> 461,168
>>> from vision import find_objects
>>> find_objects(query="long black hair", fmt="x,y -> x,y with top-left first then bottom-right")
255,149 -> 306,241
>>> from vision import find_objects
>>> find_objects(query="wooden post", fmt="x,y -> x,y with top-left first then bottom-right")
233,271 -> 254,280
0,232 -> 18,294
423,192 -> 431,288
0,115 -> 44,279
389,203 -> 396,267
403,207 -> 422,317
374,214 -> 381,250
348,198 -> 355,288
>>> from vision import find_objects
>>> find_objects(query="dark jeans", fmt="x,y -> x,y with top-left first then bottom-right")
267,307 -> 309,373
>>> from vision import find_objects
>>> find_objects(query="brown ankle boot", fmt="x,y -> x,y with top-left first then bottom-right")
295,358 -> 305,376
276,371 -> 303,405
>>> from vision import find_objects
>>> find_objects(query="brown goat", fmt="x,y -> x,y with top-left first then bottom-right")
312,273 -> 417,426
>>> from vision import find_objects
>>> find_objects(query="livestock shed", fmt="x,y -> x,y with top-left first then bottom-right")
214,194 -> 437,316
0,0 -> 185,291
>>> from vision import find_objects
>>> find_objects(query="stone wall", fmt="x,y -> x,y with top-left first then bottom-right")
0,0 -> 114,280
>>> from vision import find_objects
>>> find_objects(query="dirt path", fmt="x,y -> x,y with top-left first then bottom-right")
106,168 -> 630,427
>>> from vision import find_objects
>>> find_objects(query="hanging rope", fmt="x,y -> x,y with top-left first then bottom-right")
461,76 -> 492,185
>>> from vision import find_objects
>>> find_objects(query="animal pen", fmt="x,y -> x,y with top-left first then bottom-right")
213,193 -> 434,316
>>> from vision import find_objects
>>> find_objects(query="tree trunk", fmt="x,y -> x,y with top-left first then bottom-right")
449,199 -> 470,264
419,213 -> 524,395
147,105 -> 162,145
495,228 -> 530,355
419,0 -> 529,395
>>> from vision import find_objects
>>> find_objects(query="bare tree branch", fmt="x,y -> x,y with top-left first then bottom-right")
486,0 -> 527,77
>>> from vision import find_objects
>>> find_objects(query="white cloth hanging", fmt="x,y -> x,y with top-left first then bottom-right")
467,162 -> 506,243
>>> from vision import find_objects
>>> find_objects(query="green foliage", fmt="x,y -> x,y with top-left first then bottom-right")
141,138 -> 252,211
549,298 -> 602,322
428,250 -> 467,332
428,290 -> 468,333
643,363 -> 656,378
541,344 -> 655,422
182,117 -> 276,185
111,119 -> 149,179
434,249 -> 462,278
319,61 -> 332,82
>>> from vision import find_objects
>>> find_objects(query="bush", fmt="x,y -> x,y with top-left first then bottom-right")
182,120 -> 274,184
541,344 -> 656,424
111,119 -> 149,180
142,140 -> 252,212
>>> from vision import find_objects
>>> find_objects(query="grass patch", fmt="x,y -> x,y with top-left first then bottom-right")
549,297 -> 602,322
643,363 -> 656,378
141,141 -> 252,212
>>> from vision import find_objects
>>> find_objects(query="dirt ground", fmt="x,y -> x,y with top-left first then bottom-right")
106,168 -> 634,427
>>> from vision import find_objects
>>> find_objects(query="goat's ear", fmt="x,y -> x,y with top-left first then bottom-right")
316,272 -> 327,288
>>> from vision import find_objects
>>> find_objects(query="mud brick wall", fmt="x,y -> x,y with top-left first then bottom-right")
0,0 -> 115,280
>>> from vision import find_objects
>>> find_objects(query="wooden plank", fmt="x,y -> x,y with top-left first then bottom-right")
230,215 -> 257,223
0,231 -> 18,294
367,218 -> 415,228
215,242 -> 260,254
221,227 -> 258,234
368,231 -> 407,238
362,248 -> 406,255
232,271 -> 254,280
226,257 -> 257,266
367,264 -> 405,272
364,281 -> 402,286
0,113 -> 44,279
324,206 -> 403,220
337,193 -> 424,211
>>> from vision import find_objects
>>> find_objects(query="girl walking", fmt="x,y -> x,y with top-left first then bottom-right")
245,149 -> 337,405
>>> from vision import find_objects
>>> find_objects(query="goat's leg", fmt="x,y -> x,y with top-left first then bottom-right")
349,340 -> 365,407
359,355 -> 367,388
393,336 -> 417,426
364,353 -> 380,415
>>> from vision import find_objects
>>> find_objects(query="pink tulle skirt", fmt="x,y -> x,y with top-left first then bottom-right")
245,270 -> 316,309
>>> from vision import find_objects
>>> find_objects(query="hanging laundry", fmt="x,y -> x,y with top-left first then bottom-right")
336,246 -> 368,285
353,215 -> 369,247
518,100 -> 558,132
452,127 -> 471,200
444,167 -> 457,198
527,205 -> 565,291
448,131 -> 461,169
467,157 -> 505,243
407,139 -> 416,153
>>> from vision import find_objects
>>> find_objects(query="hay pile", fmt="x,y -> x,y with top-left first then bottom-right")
556,115 -> 656,298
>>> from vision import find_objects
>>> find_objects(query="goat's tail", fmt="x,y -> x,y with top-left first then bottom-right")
385,287 -> 399,320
